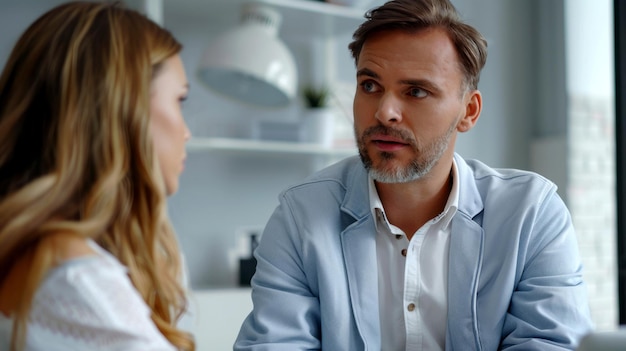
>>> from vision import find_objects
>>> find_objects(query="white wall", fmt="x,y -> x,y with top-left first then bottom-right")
0,2 -> 61,68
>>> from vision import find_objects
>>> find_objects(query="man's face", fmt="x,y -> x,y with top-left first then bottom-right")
353,28 -> 477,183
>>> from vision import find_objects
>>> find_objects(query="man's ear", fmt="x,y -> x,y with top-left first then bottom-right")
457,89 -> 482,133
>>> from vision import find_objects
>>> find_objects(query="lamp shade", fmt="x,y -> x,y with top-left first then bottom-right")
197,3 -> 298,107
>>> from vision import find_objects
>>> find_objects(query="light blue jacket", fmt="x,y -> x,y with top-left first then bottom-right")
234,154 -> 593,350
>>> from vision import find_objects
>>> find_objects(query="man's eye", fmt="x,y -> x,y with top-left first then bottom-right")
360,81 -> 377,93
409,88 -> 428,98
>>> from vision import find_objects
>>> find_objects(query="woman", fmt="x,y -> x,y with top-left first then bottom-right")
0,2 -> 194,350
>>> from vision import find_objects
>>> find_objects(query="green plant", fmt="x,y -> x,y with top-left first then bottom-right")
303,85 -> 330,108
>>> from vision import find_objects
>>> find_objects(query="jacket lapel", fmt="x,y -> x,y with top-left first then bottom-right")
445,154 -> 485,351
341,218 -> 381,351
339,162 -> 381,350
445,214 -> 484,351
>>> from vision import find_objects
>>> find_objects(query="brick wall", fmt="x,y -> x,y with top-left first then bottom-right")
568,94 -> 618,330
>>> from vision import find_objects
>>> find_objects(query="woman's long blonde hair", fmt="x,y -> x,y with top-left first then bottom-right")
0,2 -> 194,350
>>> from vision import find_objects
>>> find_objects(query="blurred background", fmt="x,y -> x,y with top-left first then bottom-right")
0,0 -> 619,348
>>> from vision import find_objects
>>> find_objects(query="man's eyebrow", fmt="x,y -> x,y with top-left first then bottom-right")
399,79 -> 441,93
356,68 -> 379,79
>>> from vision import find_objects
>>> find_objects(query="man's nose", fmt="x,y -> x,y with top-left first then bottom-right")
375,93 -> 402,124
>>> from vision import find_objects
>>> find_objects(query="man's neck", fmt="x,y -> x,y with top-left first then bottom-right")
375,163 -> 454,239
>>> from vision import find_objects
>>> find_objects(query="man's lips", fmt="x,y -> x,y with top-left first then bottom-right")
370,134 -> 410,151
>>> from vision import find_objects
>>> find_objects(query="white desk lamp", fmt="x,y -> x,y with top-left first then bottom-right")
197,3 -> 298,107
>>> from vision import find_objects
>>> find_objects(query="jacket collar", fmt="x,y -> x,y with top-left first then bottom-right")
453,153 -> 483,219
340,154 -> 484,220
340,157 -> 371,221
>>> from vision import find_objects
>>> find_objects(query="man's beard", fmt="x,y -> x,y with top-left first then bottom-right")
356,120 -> 457,183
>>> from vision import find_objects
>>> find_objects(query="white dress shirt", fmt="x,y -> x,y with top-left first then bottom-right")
370,160 -> 459,351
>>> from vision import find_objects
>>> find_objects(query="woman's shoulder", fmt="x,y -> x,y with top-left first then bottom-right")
0,233 -> 117,317
25,233 -> 136,323
36,238 -> 133,310
0,234 -> 176,351
27,240 -> 176,350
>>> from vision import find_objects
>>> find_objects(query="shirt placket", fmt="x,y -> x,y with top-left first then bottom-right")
404,227 -> 427,350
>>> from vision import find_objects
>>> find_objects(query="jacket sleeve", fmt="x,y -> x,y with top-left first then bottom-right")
500,190 -> 593,350
234,194 -> 322,351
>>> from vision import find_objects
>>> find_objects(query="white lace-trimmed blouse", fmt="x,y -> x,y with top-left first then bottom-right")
0,240 -> 179,351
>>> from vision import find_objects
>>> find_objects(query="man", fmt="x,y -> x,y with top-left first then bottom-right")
234,0 -> 593,349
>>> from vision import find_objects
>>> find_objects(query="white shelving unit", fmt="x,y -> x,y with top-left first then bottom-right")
160,0 -> 365,37
174,0 -> 364,160
187,137 -> 356,156
254,0 -> 365,38
186,137 -> 357,171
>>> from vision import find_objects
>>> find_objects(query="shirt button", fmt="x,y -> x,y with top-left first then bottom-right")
395,234 -> 402,240
401,249 -> 407,256
407,303 -> 416,311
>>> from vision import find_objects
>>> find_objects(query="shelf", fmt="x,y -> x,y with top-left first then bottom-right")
186,137 -> 357,157
257,0 -> 366,38
164,0 -> 366,38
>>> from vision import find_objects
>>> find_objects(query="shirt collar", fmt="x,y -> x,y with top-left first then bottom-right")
440,159 -> 459,228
